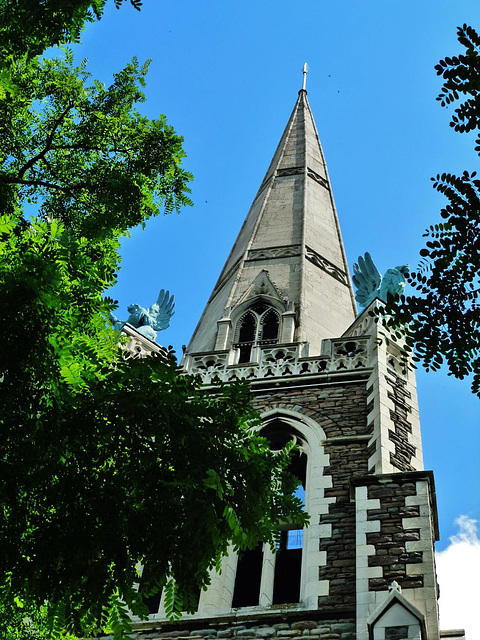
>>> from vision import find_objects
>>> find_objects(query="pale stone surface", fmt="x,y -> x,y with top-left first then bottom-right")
185,90 -> 356,357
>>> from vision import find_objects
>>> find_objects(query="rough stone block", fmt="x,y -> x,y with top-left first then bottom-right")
255,629 -> 276,638
394,530 -> 420,542
291,622 -> 318,631
330,623 -> 354,634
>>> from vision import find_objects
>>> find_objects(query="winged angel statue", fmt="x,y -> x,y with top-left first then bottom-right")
353,253 -> 409,308
110,289 -> 175,342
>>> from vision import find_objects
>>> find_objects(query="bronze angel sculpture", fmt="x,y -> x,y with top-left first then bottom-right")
110,289 -> 175,341
353,252 -> 409,309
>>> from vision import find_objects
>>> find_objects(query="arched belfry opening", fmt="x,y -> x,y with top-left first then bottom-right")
260,308 -> 279,342
232,418 -> 307,609
236,310 -> 257,363
234,302 -> 281,363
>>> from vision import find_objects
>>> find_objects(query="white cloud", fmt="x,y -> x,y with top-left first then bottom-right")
436,516 -> 480,640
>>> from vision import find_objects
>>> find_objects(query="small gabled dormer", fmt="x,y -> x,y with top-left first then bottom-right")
213,270 -> 297,362
367,582 -> 426,640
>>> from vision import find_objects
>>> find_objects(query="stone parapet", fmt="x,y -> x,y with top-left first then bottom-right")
183,337 -> 370,385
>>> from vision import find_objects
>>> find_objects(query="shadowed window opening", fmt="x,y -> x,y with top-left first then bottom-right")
261,310 -> 279,342
385,627 -> 408,640
261,420 -> 307,499
140,565 -> 162,615
264,420 -> 306,605
232,419 -> 308,609
238,313 -> 256,343
261,420 -> 304,452
237,313 -> 256,363
238,343 -> 253,363
291,450 -> 307,489
252,302 -> 267,314
182,586 -> 201,614
272,528 -> 302,604
232,542 -> 263,608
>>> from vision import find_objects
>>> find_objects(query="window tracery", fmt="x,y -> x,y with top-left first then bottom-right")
234,303 -> 281,363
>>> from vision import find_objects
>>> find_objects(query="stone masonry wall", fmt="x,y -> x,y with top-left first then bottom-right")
353,473 -> 439,640
130,617 -> 356,640
252,380 -> 370,612
366,478 -> 424,591
251,381 -> 369,439
352,473 -> 438,595
385,375 -> 416,472
319,441 -> 368,609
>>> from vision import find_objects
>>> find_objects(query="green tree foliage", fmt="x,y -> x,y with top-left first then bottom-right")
385,25 -> 480,397
0,1 -> 141,83
0,6 -> 307,639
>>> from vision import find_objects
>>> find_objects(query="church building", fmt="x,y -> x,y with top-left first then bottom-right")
130,81 -> 465,640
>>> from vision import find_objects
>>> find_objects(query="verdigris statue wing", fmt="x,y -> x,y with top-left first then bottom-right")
149,289 -> 175,331
109,311 -> 125,332
378,265 -> 409,302
352,252 -> 382,307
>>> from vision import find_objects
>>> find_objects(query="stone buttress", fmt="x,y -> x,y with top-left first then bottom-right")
125,88 -> 463,640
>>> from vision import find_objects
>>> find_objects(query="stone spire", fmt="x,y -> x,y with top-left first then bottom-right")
186,89 -> 357,357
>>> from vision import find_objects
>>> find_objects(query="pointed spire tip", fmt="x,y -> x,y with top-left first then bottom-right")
302,62 -> 309,91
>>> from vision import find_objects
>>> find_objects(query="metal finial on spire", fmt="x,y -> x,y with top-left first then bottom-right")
302,63 -> 309,91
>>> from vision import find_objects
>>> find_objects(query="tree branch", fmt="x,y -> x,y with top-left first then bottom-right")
1,176 -> 86,191
17,103 -> 75,179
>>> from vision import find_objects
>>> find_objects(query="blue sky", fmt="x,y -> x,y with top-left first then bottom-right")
71,0 -> 478,624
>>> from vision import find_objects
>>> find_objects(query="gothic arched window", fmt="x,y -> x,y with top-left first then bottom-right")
232,420 -> 307,608
234,304 -> 280,363
260,309 -> 279,342
236,311 -> 257,363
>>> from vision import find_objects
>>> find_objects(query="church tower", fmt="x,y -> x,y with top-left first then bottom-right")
134,83 -> 462,640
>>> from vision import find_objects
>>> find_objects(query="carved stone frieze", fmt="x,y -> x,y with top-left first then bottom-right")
307,167 -> 329,190
305,246 -> 349,286
277,166 -> 304,177
246,244 -> 302,262
272,166 -> 329,191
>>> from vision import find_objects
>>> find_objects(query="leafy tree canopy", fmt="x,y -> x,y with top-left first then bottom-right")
0,3 -> 307,638
383,24 -> 480,398
0,0 -> 141,85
